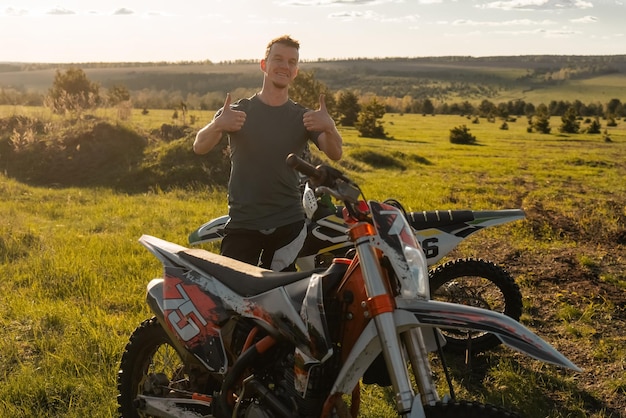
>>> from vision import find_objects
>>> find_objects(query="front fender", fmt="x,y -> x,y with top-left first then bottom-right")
331,301 -> 580,396
397,298 -> 581,371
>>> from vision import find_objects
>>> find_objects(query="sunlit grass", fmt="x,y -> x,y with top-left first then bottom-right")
1,112 -> 625,417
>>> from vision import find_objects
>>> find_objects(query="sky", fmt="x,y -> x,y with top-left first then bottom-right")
1,0 -> 625,63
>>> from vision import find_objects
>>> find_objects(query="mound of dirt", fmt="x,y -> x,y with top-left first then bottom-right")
0,116 -> 230,192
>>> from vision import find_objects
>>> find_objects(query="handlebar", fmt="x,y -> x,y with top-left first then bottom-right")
286,153 -> 362,204
286,153 -> 325,184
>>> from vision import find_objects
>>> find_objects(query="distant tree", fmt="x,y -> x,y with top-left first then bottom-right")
571,99 -> 586,117
46,67 -> 101,114
533,103 -> 551,134
356,98 -> 386,138
478,99 -> 496,118
606,116 -> 618,127
524,102 -> 536,117
559,106 -> 580,133
422,98 -> 435,115
586,102 -> 603,117
449,125 -> 477,144
496,102 -> 509,119
605,98 -> 622,117
290,69 -> 335,115
549,100 -> 569,116
586,117 -> 602,134
459,101 -> 474,115
107,84 -> 131,106
336,90 -> 360,126
508,99 -> 527,116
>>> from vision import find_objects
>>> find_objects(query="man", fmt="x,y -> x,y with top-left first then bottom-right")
193,35 -> 343,271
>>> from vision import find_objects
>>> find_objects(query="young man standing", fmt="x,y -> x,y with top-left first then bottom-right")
193,35 -> 342,271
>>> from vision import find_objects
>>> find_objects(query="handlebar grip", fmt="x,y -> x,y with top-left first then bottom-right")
286,153 -> 324,181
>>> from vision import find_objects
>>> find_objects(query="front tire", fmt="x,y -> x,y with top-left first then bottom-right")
117,317 -> 187,418
429,258 -> 523,353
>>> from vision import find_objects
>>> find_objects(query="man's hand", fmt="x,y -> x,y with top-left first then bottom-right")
303,94 -> 335,133
214,93 -> 246,132
193,93 -> 246,154
303,94 -> 343,161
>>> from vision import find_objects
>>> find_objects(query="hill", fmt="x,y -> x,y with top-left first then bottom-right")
2,55 -> 626,105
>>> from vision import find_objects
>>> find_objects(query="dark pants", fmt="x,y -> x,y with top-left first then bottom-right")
220,220 -> 306,271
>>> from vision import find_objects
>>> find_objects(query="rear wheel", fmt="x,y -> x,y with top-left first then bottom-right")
429,258 -> 523,353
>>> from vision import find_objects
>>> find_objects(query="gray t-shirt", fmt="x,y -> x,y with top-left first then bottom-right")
219,94 -> 320,230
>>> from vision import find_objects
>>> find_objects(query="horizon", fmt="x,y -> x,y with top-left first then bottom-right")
4,53 -> 626,67
1,0 -> 625,64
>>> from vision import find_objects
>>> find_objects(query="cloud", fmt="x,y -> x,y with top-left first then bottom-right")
47,7 -> 76,15
452,18 -> 557,26
490,27 -> 582,37
570,15 -> 598,23
328,10 -> 378,19
4,7 -> 28,16
281,0 -> 396,5
327,9 -> 419,22
478,0 -> 593,11
113,8 -> 134,15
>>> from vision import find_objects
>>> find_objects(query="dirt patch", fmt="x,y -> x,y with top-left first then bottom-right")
490,221 -> 626,415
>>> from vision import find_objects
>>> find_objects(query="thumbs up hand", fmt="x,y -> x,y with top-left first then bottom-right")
214,93 -> 246,132
303,94 -> 335,133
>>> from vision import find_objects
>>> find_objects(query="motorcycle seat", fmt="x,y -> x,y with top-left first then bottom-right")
179,248 -> 322,296
408,210 -> 474,229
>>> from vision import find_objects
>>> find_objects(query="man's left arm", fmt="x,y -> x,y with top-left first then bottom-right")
316,125 -> 343,161
303,94 -> 343,161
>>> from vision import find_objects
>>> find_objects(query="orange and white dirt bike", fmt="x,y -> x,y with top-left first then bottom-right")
117,154 -> 580,418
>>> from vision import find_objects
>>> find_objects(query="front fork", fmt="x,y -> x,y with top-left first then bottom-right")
352,228 -> 439,415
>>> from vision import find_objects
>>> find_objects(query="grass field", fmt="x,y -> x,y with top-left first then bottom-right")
0,109 -> 625,417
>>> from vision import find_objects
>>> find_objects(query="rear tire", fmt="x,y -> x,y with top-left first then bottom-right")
429,258 -> 523,353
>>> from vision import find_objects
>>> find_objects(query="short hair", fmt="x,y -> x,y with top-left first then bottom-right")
265,35 -> 300,60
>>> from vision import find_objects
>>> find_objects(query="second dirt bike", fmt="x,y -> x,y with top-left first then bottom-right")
189,181 -> 525,353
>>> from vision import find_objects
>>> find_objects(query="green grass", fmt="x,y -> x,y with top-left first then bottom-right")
1,110 -> 625,417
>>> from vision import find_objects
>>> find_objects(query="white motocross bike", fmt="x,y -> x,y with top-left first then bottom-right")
117,154 -> 580,418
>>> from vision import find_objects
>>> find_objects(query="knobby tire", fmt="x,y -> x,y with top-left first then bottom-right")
429,258 -> 523,353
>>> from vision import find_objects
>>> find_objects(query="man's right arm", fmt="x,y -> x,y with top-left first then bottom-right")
193,93 -> 246,155
193,121 -> 224,155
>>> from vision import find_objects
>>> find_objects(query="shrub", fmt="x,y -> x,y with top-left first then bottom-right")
449,125 -> 477,144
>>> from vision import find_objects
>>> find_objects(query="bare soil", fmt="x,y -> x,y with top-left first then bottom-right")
474,207 -> 626,417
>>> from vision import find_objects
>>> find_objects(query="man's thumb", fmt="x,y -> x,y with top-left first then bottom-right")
318,94 -> 326,110
224,93 -> 232,110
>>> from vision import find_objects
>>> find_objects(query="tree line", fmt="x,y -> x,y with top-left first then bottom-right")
3,67 -> 625,140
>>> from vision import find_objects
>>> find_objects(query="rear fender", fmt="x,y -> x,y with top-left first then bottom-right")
414,209 -> 525,264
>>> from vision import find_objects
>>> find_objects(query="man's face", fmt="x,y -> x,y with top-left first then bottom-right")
261,43 -> 299,89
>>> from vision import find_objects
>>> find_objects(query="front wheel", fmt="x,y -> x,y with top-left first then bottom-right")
117,317 -> 190,418
429,258 -> 523,353
424,400 -> 521,417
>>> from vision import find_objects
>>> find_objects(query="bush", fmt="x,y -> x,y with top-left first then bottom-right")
449,125 -> 477,144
